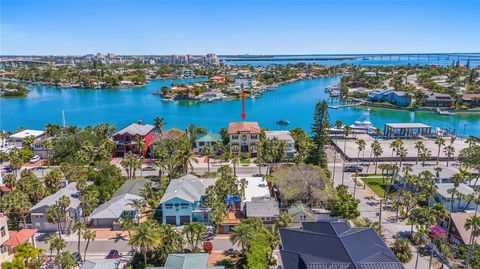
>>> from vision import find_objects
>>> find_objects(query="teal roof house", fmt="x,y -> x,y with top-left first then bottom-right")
193,133 -> 222,153
160,174 -> 216,226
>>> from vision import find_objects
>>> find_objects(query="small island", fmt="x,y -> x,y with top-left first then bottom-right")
0,82 -> 29,97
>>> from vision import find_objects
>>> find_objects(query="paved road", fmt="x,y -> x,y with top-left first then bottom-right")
326,147 -> 442,269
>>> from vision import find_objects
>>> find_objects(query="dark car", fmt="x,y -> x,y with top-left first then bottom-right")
106,250 -> 120,259
1,167 -> 13,173
343,165 -> 363,172
72,252 -> 82,263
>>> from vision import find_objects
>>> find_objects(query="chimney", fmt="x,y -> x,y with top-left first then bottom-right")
138,120 -> 142,125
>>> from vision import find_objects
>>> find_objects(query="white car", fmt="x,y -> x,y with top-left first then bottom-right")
29,155 -> 41,163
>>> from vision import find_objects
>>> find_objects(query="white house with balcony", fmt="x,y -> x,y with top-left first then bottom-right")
265,130 -> 297,158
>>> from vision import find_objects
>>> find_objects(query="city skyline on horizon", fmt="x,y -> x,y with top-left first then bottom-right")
1,0 -> 479,55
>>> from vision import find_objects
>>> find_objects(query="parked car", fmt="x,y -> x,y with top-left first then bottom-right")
72,252 -> 82,263
29,155 -> 41,163
142,165 -> 156,171
1,167 -> 13,173
106,250 -> 120,259
343,165 -> 363,172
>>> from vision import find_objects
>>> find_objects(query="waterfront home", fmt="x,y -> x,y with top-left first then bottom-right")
461,93 -> 480,108
434,183 -> 476,212
279,221 -> 404,269
193,133 -> 222,153
112,120 -> 155,157
158,128 -> 188,141
449,213 -> 478,246
234,77 -> 257,88
287,202 -> 318,227
29,182 -> 82,233
209,76 -> 225,83
367,89 -> 412,107
89,193 -> 144,229
265,130 -> 297,158
425,93 -> 453,107
147,253 -> 224,269
0,214 -> 37,264
228,122 -> 261,157
243,196 -> 279,224
8,129 -> 51,158
159,174 -> 215,226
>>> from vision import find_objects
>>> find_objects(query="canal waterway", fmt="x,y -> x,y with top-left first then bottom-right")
1,77 -> 479,136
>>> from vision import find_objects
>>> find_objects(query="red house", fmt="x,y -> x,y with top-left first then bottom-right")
112,120 -> 155,157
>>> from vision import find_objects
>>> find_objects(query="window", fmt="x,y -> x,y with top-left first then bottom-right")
165,203 -> 173,209
181,203 -> 189,209
300,215 -> 306,222
251,135 -> 257,140
0,227 -> 5,238
199,142 -> 205,146
232,135 -> 239,140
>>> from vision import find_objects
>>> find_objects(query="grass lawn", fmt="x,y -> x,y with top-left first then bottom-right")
361,176 -> 387,197
240,159 -> 250,166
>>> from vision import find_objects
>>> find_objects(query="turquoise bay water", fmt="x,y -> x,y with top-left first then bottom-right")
1,77 -> 480,136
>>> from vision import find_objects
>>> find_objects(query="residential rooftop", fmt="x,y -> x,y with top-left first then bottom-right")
228,122 -> 261,134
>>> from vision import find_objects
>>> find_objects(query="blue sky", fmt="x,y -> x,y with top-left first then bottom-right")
1,0 -> 479,55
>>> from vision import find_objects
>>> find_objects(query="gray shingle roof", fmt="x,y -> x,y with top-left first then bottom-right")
114,123 -> 154,136
113,179 -> 153,197
160,174 -> 215,204
89,193 -> 143,220
81,259 -> 120,269
30,183 -> 81,213
280,221 -> 404,269
245,196 -> 279,218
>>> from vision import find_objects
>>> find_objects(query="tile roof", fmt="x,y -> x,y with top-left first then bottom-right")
3,229 -> 37,246
228,122 -> 261,134
148,253 -> 224,269
114,123 -> 155,136
89,193 -> 143,220
279,221 -> 404,269
160,174 -> 215,204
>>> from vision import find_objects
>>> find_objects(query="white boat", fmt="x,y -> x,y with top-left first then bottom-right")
436,108 -> 454,115
350,120 -> 378,134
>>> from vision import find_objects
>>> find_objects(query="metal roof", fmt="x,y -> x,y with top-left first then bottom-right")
279,221 -> 404,269
147,253 -> 224,269
114,123 -> 154,136
245,196 -> 279,218
384,123 -> 431,129
160,174 -> 215,204
436,183 -> 474,198
195,133 -> 222,143
89,193 -> 143,220
81,259 -> 120,269
30,182 -> 81,213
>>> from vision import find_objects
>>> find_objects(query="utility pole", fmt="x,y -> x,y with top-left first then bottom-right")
378,198 -> 383,232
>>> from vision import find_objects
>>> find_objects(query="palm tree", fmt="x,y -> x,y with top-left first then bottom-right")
231,154 -> 240,176
353,217 -> 382,235
443,145 -> 455,166
391,238 -> 413,263
55,252 -> 76,269
41,139 -> 54,167
22,136 -> 35,149
341,125 -> 352,185
153,117 -> 165,134
129,221 -> 162,265
182,222 -> 207,252
3,174 -> 16,189
465,215 -> 480,269
238,178 -> 248,200
466,136 -> 477,147
275,212 -> 292,228
201,145 -> 214,174
82,230 -> 96,262
118,217 -> 135,239
371,140 -> 383,174
229,222 -> 253,253
397,146 -> 408,168
420,147 -> 432,166
128,199 -> 146,224
134,135 -> 147,156
414,141 -> 425,165
435,137 -> 446,165
72,221 -> 86,255
355,139 -> 366,163
430,203 -> 448,225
